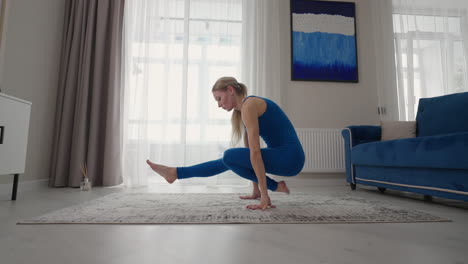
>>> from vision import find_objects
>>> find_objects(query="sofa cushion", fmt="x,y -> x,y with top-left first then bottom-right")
416,92 -> 468,137
351,132 -> 468,170
380,121 -> 416,141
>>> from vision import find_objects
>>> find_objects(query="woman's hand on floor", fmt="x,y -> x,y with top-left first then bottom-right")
246,195 -> 276,210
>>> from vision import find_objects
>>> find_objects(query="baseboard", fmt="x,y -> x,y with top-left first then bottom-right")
297,172 -> 346,179
0,178 -> 49,195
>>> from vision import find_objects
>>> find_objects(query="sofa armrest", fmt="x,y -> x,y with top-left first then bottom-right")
342,125 -> 382,147
341,126 -> 381,185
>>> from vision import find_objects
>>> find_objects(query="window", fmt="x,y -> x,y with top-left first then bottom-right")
393,13 -> 468,120
123,0 -> 245,186
126,0 -> 242,144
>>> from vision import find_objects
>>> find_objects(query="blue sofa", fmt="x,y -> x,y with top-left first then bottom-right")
342,92 -> 468,202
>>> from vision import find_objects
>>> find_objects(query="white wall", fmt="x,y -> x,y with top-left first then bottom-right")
1,0 -> 65,184
279,0 -> 380,129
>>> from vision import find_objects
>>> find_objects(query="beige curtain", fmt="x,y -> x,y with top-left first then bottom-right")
0,0 -> 10,89
49,0 -> 125,187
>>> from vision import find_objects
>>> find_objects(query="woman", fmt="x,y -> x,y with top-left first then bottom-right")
147,77 -> 305,210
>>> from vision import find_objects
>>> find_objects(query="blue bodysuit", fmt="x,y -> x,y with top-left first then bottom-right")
177,96 -> 305,191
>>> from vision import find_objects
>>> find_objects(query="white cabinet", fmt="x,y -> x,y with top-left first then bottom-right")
0,93 -> 31,200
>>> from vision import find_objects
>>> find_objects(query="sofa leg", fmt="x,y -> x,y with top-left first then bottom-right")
377,187 -> 386,193
424,195 -> 433,202
350,183 -> 356,190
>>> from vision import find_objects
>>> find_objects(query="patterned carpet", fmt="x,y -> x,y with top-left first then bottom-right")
18,192 -> 450,224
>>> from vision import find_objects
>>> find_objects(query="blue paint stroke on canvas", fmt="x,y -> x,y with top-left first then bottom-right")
291,1 -> 358,82
292,31 -> 356,81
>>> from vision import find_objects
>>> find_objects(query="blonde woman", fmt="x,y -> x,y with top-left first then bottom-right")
147,77 -> 305,210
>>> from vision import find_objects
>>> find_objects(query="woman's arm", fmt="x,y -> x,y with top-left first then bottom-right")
241,100 -> 273,210
239,129 -> 261,200
243,129 -> 249,148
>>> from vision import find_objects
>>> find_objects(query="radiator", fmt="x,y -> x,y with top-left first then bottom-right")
296,128 -> 345,173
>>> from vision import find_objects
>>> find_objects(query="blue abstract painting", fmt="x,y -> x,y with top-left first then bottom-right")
291,0 -> 358,82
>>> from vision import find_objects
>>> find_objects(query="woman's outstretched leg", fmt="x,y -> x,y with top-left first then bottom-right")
147,158 -> 229,183
146,160 -> 178,184
176,159 -> 228,179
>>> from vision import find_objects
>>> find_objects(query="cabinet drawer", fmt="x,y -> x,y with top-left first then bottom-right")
0,94 -> 32,175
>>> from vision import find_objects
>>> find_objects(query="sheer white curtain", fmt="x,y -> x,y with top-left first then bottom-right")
392,0 -> 468,120
370,0 -> 400,121
122,0 -> 246,187
241,0 -> 282,104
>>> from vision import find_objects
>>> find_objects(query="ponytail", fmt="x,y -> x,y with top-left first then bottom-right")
212,77 -> 248,146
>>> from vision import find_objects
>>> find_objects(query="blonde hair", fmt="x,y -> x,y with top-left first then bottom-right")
212,77 -> 248,146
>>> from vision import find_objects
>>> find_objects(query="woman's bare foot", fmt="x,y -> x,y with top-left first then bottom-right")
275,181 -> 290,194
240,182 -> 261,199
239,193 -> 261,200
146,160 -> 177,184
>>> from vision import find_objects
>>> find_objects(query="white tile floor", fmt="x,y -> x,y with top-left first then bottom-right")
1,174 -> 468,264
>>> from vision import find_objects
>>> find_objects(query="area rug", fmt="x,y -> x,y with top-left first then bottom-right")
17,193 -> 450,224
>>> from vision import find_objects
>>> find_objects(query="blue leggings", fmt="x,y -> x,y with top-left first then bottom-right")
177,147 -> 305,191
